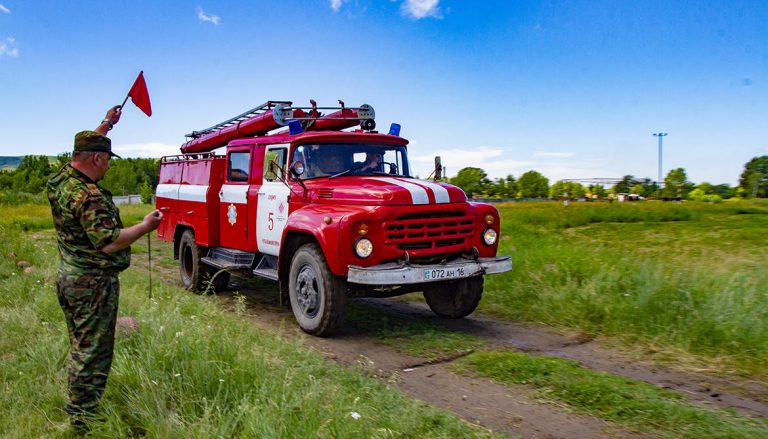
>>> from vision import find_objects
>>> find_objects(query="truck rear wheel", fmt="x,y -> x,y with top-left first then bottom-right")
179,230 -> 230,292
423,276 -> 484,319
288,243 -> 347,336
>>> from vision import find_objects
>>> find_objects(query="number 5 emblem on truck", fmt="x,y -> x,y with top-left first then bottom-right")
155,99 -> 512,337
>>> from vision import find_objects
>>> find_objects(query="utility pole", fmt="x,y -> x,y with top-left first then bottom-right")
653,132 -> 668,192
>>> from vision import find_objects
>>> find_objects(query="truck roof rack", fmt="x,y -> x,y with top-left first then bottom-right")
180,99 -> 376,154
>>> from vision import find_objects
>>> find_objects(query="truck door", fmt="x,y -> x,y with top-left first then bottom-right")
219,148 -> 251,250
256,144 -> 290,256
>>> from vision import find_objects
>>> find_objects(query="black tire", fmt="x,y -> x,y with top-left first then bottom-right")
288,243 -> 347,336
179,230 -> 204,291
423,276 -> 484,319
178,230 -> 230,293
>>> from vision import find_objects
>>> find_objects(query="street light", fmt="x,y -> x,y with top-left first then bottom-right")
653,132 -> 668,190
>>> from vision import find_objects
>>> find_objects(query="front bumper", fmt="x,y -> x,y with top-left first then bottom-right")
347,256 -> 512,285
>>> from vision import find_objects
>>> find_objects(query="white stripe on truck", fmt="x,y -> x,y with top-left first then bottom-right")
155,184 -> 210,202
220,184 -> 249,204
178,184 -> 209,202
155,184 -> 180,200
371,177 -> 429,204
412,179 -> 450,203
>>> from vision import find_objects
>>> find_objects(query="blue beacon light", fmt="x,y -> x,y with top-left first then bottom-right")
388,123 -> 401,136
288,120 -> 303,135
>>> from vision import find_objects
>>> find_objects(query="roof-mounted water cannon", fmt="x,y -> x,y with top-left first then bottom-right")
288,100 -> 376,132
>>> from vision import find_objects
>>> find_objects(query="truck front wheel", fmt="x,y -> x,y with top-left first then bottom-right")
288,243 -> 347,336
423,276 -> 484,319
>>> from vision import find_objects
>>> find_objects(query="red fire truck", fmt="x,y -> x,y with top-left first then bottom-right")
156,100 -> 511,335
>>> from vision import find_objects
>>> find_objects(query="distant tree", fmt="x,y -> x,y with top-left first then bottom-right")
611,175 -> 635,194
517,170 -> 549,198
586,184 -> 608,199
688,188 -> 722,203
101,158 -> 160,196
6,155 -> 53,193
663,168 -> 694,199
449,167 -> 491,197
140,181 -> 153,204
693,182 -> 734,199
55,152 -> 71,170
549,181 -> 585,199
0,155 -> 159,196
738,156 -> 768,198
711,184 -> 736,199
487,175 -> 517,198
635,178 -> 659,197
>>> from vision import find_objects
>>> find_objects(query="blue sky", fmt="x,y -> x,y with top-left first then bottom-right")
1,1 -> 766,185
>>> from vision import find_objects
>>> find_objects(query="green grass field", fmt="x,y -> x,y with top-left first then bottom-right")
484,200 -> 768,377
2,199 -> 767,437
0,219 -> 494,437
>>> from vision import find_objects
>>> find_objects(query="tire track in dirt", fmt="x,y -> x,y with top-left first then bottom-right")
216,279 -> 628,439
370,298 -> 768,419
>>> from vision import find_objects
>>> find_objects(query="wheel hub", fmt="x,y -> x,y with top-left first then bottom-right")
296,265 -> 320,318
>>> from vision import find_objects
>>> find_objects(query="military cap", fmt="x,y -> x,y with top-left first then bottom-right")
74,131 -> 121,158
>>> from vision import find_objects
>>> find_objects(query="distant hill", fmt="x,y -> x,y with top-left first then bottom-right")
0,156 -> 58,171
0,157 -> 22,170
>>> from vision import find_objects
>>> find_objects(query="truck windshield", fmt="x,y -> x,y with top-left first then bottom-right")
293,143 -> 412,179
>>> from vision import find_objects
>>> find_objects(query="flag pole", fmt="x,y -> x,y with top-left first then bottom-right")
148,232 -> 153,299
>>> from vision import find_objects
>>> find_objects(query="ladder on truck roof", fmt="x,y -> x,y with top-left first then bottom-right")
181,100 -> 376,154
186,101 -> 293,139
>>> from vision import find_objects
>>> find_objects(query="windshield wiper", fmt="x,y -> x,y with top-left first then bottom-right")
329,164 -> 364,179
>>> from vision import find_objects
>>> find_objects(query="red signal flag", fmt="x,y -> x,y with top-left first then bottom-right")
126,71 -> 152,117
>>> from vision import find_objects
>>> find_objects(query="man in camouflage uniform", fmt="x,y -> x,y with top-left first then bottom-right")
47,106 -> 163,427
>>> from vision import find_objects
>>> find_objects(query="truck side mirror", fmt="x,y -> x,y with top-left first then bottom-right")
265,160 -> 281,181
434,156 -> 442,180
290,161 -> 305,177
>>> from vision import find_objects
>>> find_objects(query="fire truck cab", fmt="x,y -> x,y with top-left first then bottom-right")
156,100 -> 511,336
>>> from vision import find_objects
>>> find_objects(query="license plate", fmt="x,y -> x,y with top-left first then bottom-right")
423,267 -> 466,281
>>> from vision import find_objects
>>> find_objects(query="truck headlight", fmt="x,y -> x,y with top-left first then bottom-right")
354,237 -> 373,258
482,228 -> 498,246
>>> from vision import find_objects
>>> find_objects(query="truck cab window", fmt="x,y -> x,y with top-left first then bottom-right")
228,152 -> 250,182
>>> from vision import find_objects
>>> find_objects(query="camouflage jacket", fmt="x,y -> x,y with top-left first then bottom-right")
46,164 -> 130,274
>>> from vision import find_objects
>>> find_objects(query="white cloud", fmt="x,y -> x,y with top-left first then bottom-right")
113,142 -> 182,158
534,151 -> 576,158
0,36 -> 18,58
401,0 -> 441,19
0,4 -> 11,14
196,7 -> 221,25
330,0 -> 345,12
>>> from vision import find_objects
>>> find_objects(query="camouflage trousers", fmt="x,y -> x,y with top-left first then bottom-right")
55,270 -> 120,419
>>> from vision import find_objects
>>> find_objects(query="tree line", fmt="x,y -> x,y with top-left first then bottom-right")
0,154 -> 160,202
448,155 -> 768,201
2,153 -> 766,204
